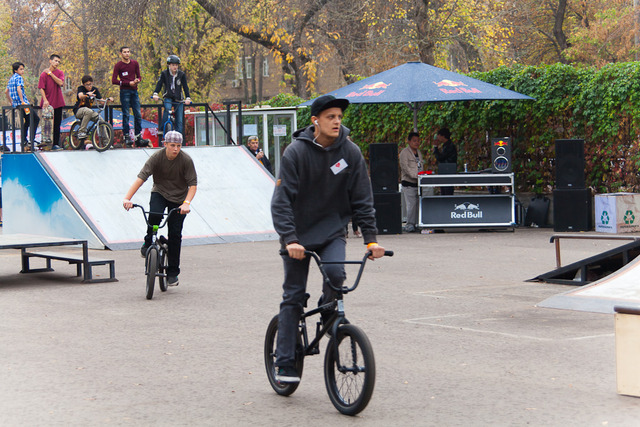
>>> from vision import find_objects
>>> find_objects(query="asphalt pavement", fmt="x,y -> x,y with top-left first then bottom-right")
1,227 -> 640,426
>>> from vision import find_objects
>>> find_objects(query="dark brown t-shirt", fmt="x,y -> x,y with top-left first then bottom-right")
138,149 -> 197,204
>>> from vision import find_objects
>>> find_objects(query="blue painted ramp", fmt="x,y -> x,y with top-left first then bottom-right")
2,146 -> 277,250
2,154 -> 104,248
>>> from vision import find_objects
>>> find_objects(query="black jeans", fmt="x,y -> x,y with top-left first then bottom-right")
53,107 -> 62,146
145,192 -> 187,277
20,110 -> 40,144
275,238 -> 346,368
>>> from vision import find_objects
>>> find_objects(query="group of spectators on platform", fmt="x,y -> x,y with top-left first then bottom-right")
4,47 -> 191,151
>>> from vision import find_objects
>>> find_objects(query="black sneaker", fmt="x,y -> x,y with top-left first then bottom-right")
140,244 -> 148,258
167,276 -> 179,286
275,366 -> 300,383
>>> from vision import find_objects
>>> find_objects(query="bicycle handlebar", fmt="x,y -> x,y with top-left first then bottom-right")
131,204 -> 182,229
278,249 -> 394,258
278,248 -> 393,293
149,96 -> 187,103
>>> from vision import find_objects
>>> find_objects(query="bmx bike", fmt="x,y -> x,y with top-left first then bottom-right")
264,248 -> 393,415
131,204 -> 180,300
151,96 -> 186,141
68,98 -> 114,152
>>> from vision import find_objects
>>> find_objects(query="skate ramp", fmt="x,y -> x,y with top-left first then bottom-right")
1,146 -> 277,250
538,255 -> 640,314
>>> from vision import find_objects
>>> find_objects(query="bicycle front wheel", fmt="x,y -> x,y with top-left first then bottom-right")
324,324 -> 375,416
92,122 -> 114,152
158,247 -> 168,292
69,121 -> 83,150
264,315 -> 304,396
145,247 -> 158,300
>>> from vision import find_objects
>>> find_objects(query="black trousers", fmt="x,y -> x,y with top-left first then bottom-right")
20,110 -> 40,143
53,107 -> 62,146
276,238 -> 346,367
145,192 -> 187,277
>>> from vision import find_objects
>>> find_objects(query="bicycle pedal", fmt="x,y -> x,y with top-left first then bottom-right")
309,346 -> 320,355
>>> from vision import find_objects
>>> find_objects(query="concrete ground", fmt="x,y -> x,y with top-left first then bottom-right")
1,227 -> 640,426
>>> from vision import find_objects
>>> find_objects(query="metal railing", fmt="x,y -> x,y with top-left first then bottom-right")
1,101 -> 232,152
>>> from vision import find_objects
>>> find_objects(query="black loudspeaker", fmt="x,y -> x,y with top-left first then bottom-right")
373,192 -> 402,234
553,188 -> 592,231
555,139 -> 585,189
491,137 -> 512,173
525,195 -> 550,227
369,143 -> 398,193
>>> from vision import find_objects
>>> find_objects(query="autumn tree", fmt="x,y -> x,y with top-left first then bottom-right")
47,0 -> 154,96
194,0 -> 340,97
357,0 -> 515,75
564,0 -> 636,65
0,3 -> 14,87
5,0 -> 60,101
137,0 -> 239,101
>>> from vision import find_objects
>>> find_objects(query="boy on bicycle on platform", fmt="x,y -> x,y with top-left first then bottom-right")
122,131 -> 197,287
270,95 -> 386,383
152,55 -> 191,136
73,75 -> 113,141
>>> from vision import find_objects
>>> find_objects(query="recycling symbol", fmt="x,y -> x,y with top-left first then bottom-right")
601,211 -> 610,225
624,210 -> 635,225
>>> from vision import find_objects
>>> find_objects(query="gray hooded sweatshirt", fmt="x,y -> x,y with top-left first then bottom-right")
271,124 -> 377,249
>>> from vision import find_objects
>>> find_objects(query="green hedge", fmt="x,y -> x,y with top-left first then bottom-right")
268,63 -> 640,193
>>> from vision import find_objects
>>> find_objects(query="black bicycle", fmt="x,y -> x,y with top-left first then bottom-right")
264,249 -> 393,416
131,204 -> 180,300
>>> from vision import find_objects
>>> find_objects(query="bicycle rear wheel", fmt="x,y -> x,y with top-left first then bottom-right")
145,247 -> 158,300
264,315 -> 304,396
69,121 -> 83,150
92,122 -> 114,152
324,324 -> 375,415
158,247 -> 168,292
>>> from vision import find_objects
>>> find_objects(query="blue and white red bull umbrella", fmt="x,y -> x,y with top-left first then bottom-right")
299,61 -> 534,130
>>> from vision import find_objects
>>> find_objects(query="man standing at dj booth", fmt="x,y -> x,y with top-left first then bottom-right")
433,127 -> 457,195
399,131 -> 423,233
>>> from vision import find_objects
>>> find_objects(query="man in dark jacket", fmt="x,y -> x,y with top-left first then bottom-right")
270,94 -> 386,383
152,55 -> 191,136
433,127 -> 457,195
246,135 -> 273,175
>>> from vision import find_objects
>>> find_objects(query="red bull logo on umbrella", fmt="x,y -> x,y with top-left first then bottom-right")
360,81 -> 392,90
434,79 -> 482,95
435,80 -> 466,87
345,81 -> 392,98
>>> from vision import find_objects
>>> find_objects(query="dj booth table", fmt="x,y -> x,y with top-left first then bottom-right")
418,173 -> 515,229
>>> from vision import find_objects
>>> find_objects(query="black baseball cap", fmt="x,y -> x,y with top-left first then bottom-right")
310,95 -> 349,117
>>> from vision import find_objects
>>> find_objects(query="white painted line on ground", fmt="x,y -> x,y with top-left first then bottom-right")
404,318 -> 614,341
